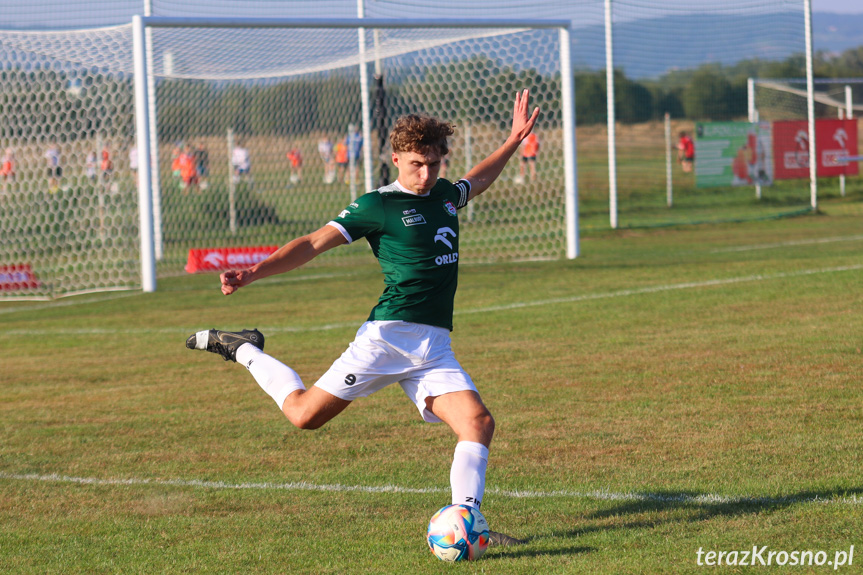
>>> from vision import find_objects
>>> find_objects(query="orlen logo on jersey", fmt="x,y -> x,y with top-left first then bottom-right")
435,252 -> 459,265
433,227 -> 458,266
434,227 -> 456,249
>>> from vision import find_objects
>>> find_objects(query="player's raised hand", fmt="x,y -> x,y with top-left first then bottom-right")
220,269 -> 250,295
510,89 -> 540,143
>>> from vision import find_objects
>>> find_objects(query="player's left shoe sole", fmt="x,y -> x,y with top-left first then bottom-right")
185,328 -> 264,362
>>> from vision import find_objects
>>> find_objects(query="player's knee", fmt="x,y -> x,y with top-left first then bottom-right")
283,404 -> 325,430
286,409 -> 325,430
472,409 -> 495,440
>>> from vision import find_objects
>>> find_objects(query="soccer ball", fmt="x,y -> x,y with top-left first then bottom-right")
427,504 -> 489,562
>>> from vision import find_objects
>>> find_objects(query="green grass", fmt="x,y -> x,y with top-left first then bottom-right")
1,197 -> 863,573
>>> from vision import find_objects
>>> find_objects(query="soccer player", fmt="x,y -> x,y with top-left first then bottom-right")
179,144 -> 199,192
187,90 -> 540,546
286,144 -> 303,184
0,147 -> 14,192
194,142 -> 209,190
44,142 -> 62,193
346,123 -> 363,184
334,138 -> 349,183
231,141 -> 252,184
518,131 -> 540,182
318,136 -> 335,184
677,130 -> 695,173
100,145 -> 114,183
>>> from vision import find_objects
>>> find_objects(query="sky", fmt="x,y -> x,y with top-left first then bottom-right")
812,0 -> 863,13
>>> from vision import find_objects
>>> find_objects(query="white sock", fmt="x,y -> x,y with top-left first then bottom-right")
235,343 -> 306,409
450,441 -> 489,510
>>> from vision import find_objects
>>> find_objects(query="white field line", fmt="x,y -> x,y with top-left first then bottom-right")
3,264 -> 863,336
0,291 -> 141,316
0,271 -> 362,316
456,263 -> 863,316
711,234 -> 863,253
0,472 -> 860,506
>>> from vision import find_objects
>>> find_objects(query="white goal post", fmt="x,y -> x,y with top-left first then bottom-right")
132,16 -> 580,293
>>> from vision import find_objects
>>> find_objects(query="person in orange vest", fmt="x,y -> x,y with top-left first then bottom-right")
179,144 -> 199,192
334,138 -> 349,184
518,132 -> 539,182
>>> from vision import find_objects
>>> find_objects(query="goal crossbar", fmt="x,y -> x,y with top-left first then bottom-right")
754,79 -> 863,114
140,17 -> 572,30
132,15 -> 579,292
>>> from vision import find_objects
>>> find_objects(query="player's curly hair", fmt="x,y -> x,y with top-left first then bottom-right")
390,114 -> 453,156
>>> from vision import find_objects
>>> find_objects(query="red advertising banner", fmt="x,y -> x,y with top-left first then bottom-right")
185,246 -> 278,274
817,119 -> 859,177
0,264 -> 41,291
773,119 -> 859,180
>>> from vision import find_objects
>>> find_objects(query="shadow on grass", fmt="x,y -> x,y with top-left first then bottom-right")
571,486 -> 863,536
485,545 -> 596,560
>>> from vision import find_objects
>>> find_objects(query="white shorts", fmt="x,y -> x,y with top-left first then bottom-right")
314,320 -> 477,423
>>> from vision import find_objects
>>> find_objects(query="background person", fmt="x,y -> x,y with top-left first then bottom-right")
346,123 -> 363,184
0,147 -> 14,191
44,142 -> 62,192
231,141 -> 251,184
287,144 -> 303,184
335,137 -> 349,184
518,131 -> 539,183
318,136 -> 335,184
677,130 -> 695,173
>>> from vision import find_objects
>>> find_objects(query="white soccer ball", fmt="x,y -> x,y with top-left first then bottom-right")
427,504 -> 489,562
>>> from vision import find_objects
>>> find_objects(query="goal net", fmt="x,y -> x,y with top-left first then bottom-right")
753,78 -> 863,122
0,20 -> 571,298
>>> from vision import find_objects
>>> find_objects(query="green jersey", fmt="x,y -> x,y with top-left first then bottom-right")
328,178 -> 471,331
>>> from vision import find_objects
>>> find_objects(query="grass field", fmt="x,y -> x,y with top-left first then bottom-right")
1,196 -> 862,573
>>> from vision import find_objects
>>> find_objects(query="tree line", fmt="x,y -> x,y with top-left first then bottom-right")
1,44 -> 861,144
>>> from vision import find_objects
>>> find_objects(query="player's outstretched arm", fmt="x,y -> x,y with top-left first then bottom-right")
463,89 -> 540,201
220,224 -> 346,295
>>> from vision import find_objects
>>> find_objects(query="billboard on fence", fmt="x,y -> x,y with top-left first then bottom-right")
185,246 -> 278,274
0,264 -> 40,291
773,119 -> 859,180
695,122 -> 772,188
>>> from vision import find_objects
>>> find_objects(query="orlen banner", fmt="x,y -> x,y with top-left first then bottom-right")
0,264 -> 40,291
185,246 -> 278,274
772,119 -> 859,180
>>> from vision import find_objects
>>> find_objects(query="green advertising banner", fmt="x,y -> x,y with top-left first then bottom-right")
695,121 -> 772,188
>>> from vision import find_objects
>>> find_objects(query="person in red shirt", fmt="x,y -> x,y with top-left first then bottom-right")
677,131 -> 695,173
1,147 -> 15,191
100,146 -> 114,183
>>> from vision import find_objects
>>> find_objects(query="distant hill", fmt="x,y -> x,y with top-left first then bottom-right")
813,12 -> 863,54
570,11 -> 863,79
